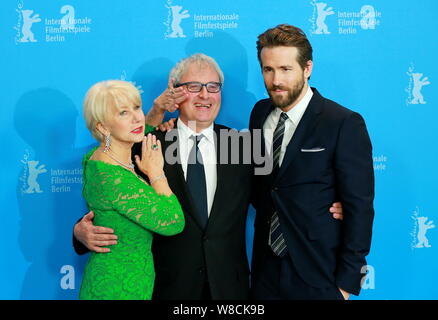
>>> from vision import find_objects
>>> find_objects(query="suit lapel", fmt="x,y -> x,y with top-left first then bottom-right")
253,101 -> 276,185
258,102 -> 275,156
162,122 -> 205,230
276,88 -> 324,180
204,124 -> 223,230
161,125 -> 187,201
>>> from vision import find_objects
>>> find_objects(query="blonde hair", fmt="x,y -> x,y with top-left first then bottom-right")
83,80 -> 142,142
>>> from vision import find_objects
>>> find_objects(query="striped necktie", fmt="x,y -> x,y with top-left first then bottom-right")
269,112 -> 289,257
272,112 -> 289,169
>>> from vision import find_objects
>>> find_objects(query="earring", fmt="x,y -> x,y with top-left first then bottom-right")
104,134 -> 111,152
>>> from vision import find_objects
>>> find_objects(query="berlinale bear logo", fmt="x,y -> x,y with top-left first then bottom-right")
411,207 -> 435,249
406,65 -> 430,105
410,73 -> 430,105
413,217 -> 435,248
312,1 -> 334,34
164,1 -> 190,39
20,9 -> 41,42
23,160 -> 47,194
169,5 -> 190,38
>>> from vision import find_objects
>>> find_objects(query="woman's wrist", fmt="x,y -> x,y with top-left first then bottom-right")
148,169 -> 164,177
150,172 -> 166,184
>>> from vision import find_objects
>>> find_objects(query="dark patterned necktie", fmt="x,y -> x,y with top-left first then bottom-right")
186,135 -> 208,229
269,112 -> 289,257
272,112 -> 289,170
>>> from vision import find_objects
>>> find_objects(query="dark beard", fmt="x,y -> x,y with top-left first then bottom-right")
268,78 -> 305,109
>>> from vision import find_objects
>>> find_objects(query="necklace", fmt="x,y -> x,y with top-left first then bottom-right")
102,148 -> 135,170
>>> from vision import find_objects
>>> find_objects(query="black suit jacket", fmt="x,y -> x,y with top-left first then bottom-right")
73,122 -> 252,300
250,88 -> 374,296
146,123 -> 252,300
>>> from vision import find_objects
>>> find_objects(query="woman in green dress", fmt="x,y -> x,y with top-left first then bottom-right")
79,80 -> 185,300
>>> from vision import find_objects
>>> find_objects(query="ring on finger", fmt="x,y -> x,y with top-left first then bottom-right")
151,144 -> 159,151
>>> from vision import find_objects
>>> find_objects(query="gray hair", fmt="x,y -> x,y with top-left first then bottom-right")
169,53 -> 224,85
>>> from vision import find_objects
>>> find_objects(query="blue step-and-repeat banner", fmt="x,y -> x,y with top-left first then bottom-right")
1,0 -> 437,300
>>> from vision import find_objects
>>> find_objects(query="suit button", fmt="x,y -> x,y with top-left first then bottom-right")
273,187 -> 278,191
199,267 -> 205,274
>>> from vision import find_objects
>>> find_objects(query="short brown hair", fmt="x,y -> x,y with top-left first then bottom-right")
256,24 -> 313,70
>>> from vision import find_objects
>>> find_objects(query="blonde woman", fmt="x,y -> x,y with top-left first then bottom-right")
79,80 -> 184,300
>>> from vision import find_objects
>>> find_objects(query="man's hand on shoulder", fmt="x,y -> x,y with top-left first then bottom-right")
156,117 -> 177,132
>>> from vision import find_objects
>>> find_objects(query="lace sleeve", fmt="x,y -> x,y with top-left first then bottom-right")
144,124 -> 156,134
94,168 -> 185,236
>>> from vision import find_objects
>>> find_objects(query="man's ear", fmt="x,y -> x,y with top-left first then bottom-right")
304,60 -> 313,80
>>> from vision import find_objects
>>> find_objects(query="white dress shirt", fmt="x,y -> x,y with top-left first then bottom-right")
177,119 -> 217,217
263,86 -> 313,167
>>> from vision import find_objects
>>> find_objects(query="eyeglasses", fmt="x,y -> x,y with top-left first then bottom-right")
174,81 -> 222,93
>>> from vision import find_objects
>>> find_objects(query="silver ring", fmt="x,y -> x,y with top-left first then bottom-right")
151,144 -> 159,151
169,89 -> 174,95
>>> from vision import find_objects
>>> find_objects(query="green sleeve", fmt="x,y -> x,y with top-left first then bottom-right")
94,168 -> 185,236
144,124 -> 156,135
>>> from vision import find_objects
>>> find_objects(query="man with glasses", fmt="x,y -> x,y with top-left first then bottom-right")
175,81 -> 222,93
73,53 -> 343,299
147,53 -> 254,299
74,54 -> 253,299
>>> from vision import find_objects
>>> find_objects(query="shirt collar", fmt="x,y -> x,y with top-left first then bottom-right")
177,118 -> 215,144
273,85 -> 313,125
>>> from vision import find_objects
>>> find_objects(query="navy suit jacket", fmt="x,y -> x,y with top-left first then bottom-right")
250,88 -> 374,295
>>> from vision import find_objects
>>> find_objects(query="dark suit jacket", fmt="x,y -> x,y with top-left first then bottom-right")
250,88 -> 374,296
73,122 -> 252,300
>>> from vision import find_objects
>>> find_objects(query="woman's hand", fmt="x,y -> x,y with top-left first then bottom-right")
135,133 -> 164,178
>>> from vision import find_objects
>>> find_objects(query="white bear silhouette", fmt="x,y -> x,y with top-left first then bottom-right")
414,216 -> 435,248
168,5 -> 190,38
25,160 -> 47,193
410,73 -> 430,104
314,2 -> 334,34
20,9 -> 41,43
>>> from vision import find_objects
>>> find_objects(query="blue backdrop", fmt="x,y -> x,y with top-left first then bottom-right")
2,0 -> 437,300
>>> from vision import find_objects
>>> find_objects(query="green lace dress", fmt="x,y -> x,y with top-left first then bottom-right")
79,145 -> 185,300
